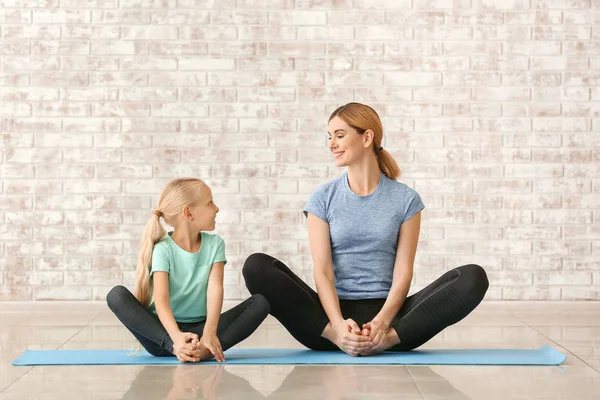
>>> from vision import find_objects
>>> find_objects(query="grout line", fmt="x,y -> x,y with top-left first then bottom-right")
0,366 -> 34,395
511,312 -> 600,374
406,366 -> 427,400
55,311 -> 103,351
206,364 -> 225,399
1,312 -> 103,394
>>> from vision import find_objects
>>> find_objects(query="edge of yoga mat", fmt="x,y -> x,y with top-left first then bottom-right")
11,346 -> 567,366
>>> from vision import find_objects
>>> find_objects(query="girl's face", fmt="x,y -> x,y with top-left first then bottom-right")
327,116 -> 371,168
185,185 -> 219,231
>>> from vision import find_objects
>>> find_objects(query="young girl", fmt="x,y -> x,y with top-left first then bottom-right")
107,178 -> 270,363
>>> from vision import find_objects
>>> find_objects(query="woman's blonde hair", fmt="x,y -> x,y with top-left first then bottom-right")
329,102 -> 401,180
134,177 -> 209,308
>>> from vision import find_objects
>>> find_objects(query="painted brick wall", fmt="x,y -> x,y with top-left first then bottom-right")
1,0 -> 599,301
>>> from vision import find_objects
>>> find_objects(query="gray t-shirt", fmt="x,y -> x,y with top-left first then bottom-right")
303,171 -> 425,300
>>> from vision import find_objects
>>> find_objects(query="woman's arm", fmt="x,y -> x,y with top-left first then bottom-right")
307,213 -> 345,329
308,213 -> 372,356
373,211 -> 422,328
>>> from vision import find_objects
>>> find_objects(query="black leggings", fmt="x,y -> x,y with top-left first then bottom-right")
106,285 -> 270,356
242,253 -> 489,351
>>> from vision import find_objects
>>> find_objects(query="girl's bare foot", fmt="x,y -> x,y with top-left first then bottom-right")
172,341 -> 200,362
195,341 -> 213,362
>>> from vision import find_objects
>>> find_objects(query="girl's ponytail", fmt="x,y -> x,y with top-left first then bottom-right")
134,211 -> 166,308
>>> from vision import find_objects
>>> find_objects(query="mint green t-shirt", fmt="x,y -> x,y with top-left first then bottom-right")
148,231 -> 227,323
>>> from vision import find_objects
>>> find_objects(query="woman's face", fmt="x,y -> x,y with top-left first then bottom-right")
327,116 -> 369,168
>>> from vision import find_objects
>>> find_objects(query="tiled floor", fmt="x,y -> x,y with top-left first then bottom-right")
1,301 -> 599,399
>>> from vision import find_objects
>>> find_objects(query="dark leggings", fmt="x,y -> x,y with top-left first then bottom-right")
106,285 -> 270,356
242,253 -> 489,351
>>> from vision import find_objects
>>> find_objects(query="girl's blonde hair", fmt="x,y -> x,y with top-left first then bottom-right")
329,102 -> 401,180
134,177 -> 209,308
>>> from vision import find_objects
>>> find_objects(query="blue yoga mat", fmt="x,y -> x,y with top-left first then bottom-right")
12,346 -> 566,366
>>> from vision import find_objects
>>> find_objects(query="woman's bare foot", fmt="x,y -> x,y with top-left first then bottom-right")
359,328 -> 401,356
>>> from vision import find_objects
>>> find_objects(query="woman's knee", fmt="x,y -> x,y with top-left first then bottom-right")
242,252 -> 273,282
463,264 -> 489,297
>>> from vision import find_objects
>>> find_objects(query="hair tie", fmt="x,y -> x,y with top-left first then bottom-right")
379,146 -> 383,151
154,210 -> 162,217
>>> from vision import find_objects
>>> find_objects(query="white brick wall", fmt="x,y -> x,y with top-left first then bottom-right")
1,0 -> 599,301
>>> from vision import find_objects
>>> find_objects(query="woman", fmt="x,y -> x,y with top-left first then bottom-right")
242,102 -> 489,356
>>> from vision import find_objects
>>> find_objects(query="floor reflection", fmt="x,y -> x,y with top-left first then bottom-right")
119,363 -> 470,400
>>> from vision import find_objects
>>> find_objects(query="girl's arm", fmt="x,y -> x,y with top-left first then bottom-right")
204,261 -> 225,335
374,211 -> 422,328
201,261 -> 225,362
153,271 -> 186,345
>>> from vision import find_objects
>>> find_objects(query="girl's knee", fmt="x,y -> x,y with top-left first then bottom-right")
250,293 -> 271,315
106,285 -> 131,310
144,346 -> 171,357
